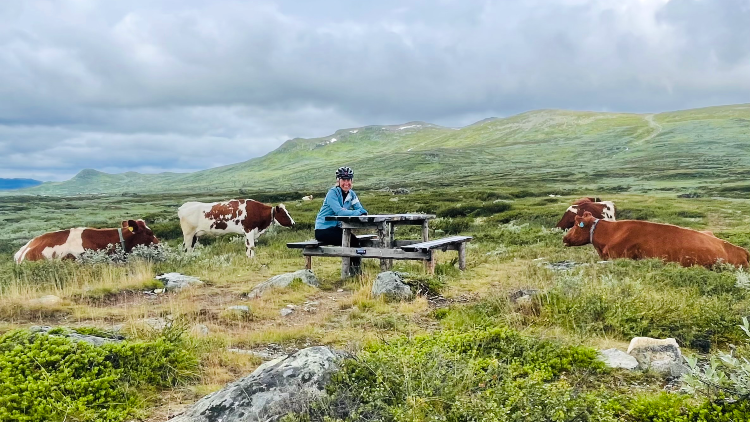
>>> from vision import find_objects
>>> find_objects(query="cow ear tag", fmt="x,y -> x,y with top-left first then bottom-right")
128,226 -> 134,232
578,222 -> 585,228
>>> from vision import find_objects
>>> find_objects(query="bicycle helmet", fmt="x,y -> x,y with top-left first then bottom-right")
335,166 -> 354,180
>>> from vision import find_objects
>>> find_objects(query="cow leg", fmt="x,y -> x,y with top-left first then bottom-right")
183,232 -> 196,252
245,231 -> 256,258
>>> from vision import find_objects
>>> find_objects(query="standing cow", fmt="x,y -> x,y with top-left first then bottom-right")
178,199 -> 295,258
14,220 -> 159,264
556,197 -> 616,229
563,211 -> 749,268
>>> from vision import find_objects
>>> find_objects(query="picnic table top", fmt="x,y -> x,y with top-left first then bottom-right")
325,213 -> 436,223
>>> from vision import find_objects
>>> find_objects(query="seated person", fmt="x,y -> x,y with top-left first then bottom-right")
314,166 -> 368,249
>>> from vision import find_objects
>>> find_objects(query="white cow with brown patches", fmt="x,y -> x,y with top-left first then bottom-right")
556,197 -> 616,229
178,199 -> 295,258
14,220 -> 159,264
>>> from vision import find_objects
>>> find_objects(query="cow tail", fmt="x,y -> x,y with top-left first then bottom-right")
14,240 -> 32,264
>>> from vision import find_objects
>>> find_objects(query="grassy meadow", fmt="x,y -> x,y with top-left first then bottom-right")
2,186 -> 750,421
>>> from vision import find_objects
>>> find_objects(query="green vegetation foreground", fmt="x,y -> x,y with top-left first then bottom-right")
1,187 -> 750,421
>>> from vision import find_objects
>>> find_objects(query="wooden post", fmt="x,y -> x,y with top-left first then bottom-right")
305,255 -> 312,270
378,223 -> 388,271
387,223 -> 395,270
458,243 -> 467,270
422,220 -> 431,273
427,250 -> 436,274
341,228 -> 351,279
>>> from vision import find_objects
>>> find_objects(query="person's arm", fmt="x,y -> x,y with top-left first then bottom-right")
325,189 -> 363,216
350,193 -> 368,215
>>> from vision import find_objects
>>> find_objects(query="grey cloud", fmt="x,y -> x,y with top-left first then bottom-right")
0,0 -> 748,180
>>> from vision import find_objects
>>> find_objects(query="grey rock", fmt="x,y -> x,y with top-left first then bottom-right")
544,260 -> 581,271
29,326 -> 123,346
156,273 -> 204,292
28,295 -> 63,307
192,324 -> 209,336
169,346 -> 348,422
599,348 -> 639,370
509,289 -> 539,304
143,317 -> 170,330
227,305 -> 250,315
627,337 -> 687,376
280,308 -> 294,317
393,188 -> 410,194
247,270 -> 319,298
371,271 -> 413,302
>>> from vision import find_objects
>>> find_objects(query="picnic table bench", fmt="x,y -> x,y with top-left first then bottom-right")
286,214 -> 472,278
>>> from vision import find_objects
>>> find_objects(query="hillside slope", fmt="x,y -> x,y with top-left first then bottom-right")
17,104 -> 750,195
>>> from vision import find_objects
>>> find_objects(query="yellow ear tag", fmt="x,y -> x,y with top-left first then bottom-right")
128,226 -> 134,232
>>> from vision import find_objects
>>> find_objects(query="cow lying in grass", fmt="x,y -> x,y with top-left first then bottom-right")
14,220 -> 159,264
556,197 -> 616,229
178,199 -> 295,258
563,211 -> 749,268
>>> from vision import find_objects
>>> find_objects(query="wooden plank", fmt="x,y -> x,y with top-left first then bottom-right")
339,220 -> 428,229
305,255 -> 312,270
326,214 -> 436,223
301,246 -> 430,260
287,240 -> 322,248
402,236 -> 473,252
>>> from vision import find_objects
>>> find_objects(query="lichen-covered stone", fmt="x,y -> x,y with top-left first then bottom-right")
169,346 -> 347,422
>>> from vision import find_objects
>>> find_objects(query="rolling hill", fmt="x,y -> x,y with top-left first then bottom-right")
14,104 -> 750,196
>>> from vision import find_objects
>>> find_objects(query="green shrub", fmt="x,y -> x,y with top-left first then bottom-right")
0,327 -> 199,422
284,328 -> 611,421
432,217 -> 471,235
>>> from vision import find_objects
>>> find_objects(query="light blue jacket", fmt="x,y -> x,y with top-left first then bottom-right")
315,186 -> 368,229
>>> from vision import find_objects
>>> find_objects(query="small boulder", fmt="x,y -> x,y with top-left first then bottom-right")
280,308 -> 294,317
599,348 -> 639,370
155,273 -> 204,292
169,346 -> 348,422
627,337 -> 688,376
227,305 -> 250,315
247,270 -> 319,298
372,271 -> 413,302
30,326 -> 123,346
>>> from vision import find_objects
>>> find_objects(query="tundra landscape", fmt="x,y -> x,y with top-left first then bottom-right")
2,105 -> 750,421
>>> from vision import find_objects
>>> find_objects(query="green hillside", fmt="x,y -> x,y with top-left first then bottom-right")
17,104 -> 750,195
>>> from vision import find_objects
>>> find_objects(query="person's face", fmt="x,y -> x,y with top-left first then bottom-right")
338,178 -> 353,192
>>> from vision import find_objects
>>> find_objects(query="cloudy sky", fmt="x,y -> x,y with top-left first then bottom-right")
1,0 -> 748,181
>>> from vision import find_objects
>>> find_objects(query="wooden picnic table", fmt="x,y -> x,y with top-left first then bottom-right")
287,213 -> 472,279
327,214 -> 436,277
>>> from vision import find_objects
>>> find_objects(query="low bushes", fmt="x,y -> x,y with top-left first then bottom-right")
0,326 -> 199,422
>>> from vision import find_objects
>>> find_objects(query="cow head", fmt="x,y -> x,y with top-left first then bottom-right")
122,219 -> 160,250
555,205 -> 579,229
273,204 -> 295,227
563,211 -> 596,246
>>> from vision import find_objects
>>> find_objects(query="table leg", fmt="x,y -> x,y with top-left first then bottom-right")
387,223 -> 395,270
422,220 -> 431,273
305,256 -> 312,270
341,228 -> 351,279
458,243 -> 467,270
378,223 -> 388,271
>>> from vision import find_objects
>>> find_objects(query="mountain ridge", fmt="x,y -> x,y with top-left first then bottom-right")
11,104 -> 750,196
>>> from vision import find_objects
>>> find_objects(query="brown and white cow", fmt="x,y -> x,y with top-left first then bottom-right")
14,220 -> 159,264
563,211 -> 749,268
556,197 -> 616,229
178,199 -> 295,258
